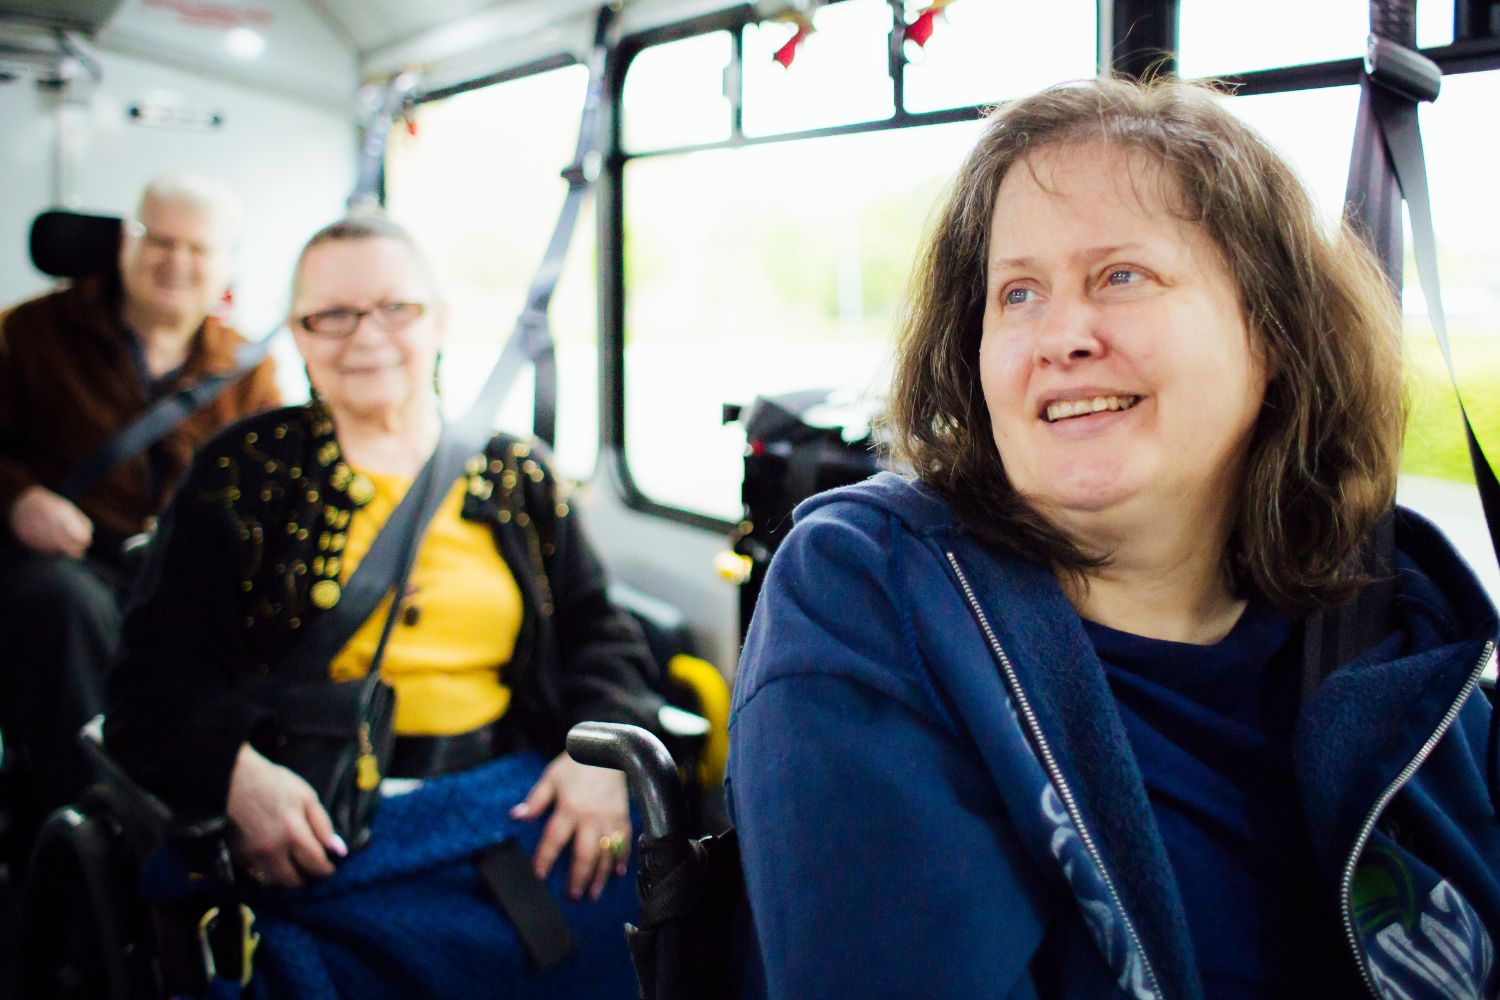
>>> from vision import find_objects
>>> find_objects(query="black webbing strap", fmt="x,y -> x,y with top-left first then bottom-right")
518,5 -> 618,447
1363,66 -> 1500,565
58,333 -> 277,504
475,841 -> 577,970
1308,4 -> 1500,698
275,425 -> 461,681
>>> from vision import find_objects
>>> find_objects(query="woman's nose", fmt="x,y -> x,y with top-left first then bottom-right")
1032,294 -> 1106,368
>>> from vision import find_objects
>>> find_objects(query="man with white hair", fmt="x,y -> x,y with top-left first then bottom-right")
0,174 -> 279,824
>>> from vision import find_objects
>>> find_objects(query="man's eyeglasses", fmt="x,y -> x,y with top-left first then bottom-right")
124,220 -> 221,259
295,302 -> 427,338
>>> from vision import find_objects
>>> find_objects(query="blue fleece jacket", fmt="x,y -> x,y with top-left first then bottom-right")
726,472 -> 1500,1000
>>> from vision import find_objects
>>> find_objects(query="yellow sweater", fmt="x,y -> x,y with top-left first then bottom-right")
328,471 -> 522,735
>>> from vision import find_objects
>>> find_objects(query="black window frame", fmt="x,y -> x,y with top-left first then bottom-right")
393,0 -> 1500,534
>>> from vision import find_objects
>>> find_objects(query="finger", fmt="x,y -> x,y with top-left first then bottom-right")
304,797 -> 348,858
567,823 -> 603,901
263,851 -> 303,889
511,774 -> 557,820
614,823 -> 633,878
589,837 -> 613,901
286,812 -> 337,879
533,810 -> 574,882
67,506 -> 93,543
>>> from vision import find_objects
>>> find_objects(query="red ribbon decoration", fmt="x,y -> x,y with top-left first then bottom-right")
772,23 -> 812,67
905,0 -> 954,49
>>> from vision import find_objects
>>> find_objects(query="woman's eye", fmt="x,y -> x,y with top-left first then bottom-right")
1105,268 -> 1142,286
1004,287 -> 1033,306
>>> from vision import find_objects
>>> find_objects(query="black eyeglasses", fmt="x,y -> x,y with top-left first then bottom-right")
295,302 -> 427,338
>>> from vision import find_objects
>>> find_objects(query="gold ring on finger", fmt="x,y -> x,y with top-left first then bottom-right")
598,831 -> 626,860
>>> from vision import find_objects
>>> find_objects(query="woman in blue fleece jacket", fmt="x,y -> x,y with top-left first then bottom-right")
728,77 -> 1500,1000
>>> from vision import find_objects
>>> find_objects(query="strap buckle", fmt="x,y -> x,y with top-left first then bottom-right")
560,150 -> 601,188
1365,34 -> 1441,103
197,902 -> 260,988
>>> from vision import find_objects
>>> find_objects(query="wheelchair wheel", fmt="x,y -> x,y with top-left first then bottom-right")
16,804 -> 154,1000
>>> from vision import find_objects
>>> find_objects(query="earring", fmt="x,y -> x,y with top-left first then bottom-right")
432,352 -> 443,400
304,365 -> 321,402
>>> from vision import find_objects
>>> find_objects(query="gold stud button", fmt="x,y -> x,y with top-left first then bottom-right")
348,474 -> 375,506
310,579 -> 341,609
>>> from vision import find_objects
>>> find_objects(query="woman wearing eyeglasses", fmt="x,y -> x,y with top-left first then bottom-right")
105,215 -> 659,996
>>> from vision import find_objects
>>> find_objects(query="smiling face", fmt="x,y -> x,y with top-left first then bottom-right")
291,236 -> 442,422
979,141 -> 1268,548
118,192 -> 234,326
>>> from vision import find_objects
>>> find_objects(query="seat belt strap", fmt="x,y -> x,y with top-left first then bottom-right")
517,7 -> 618,447
1366,76 -> 1500,567
474,841 -> 577,971
276,6 -> 622,676
58,333 -> 278,504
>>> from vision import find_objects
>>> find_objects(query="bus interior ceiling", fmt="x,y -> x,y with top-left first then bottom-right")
3,0 -> 1500,683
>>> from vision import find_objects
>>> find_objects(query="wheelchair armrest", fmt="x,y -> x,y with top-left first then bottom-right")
567,722 -> 689,840
78,715 -> 229,846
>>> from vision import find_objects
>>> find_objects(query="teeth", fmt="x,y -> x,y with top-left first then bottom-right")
1044,395 -> 1139,423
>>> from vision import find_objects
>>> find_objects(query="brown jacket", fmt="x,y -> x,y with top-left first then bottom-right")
0,274 -> 280,544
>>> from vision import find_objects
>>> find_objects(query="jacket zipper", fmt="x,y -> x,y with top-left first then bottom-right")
945,552 -> 1166,1000
1339,638 -> 1495,997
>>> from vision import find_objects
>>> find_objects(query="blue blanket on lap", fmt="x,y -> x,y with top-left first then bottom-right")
240,751 -> 641,1000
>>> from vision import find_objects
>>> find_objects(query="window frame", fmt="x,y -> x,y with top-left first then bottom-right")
392,1 -> 1500,531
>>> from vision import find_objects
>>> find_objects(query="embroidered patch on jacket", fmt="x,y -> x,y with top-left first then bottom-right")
1040,785 -> 1159,1000
1355,844 -> 1496,999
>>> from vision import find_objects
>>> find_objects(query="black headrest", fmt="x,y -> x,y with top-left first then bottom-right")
29,210 -> 123,279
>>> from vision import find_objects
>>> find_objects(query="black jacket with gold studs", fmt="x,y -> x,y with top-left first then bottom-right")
104,403 -> 664,815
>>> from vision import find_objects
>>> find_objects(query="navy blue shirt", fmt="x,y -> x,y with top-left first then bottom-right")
1085,602 -> 1331,997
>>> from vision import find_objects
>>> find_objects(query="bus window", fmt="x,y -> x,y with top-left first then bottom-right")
623,120 -> 981,522
623,32 -> 733,153
384,65 -> 599,481
1179,0 -> 1454,78
899,0 -> 1094,115
741,0 -> 894,136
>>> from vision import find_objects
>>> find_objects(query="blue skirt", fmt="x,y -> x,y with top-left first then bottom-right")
242,751 -> 641,1000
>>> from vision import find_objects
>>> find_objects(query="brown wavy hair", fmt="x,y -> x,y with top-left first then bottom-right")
887,76 -> 1405,612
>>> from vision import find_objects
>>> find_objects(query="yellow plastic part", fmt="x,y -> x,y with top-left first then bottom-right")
713,550 -> 753,585
667,653 -> 731,788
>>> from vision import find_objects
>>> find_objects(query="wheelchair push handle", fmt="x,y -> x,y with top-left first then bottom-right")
566,722 -> 688,840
